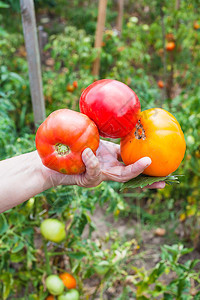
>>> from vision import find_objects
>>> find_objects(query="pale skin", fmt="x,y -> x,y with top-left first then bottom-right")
0,140 -> 165,213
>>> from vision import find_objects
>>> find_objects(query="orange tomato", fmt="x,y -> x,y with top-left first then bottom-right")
120,108 -> 186,176
193,21 -> 200,30
59,273 -> 76,289
46,295 -> 55,300
73,81 -> 78,88
157,80 -> 164,88
66,84 -> 75,92
166,42 -> 176,51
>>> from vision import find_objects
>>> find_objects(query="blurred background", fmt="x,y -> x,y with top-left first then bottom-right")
0,0 -> 200,299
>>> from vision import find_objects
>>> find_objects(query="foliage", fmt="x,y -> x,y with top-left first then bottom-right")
0,0 -> 200,298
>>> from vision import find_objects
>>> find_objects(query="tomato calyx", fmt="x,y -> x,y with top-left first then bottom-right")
134,120 -> 146,140
55,143 -> 71,156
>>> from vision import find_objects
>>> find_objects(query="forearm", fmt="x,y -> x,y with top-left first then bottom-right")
0,151 -> 54,213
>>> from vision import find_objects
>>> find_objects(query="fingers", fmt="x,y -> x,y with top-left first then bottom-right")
76,148 -> 102,187
102,157 -> 152,182
122,157 -> 152,179
82,148 -> 101,177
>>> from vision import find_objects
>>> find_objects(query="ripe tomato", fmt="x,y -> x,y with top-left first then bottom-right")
193,21 -> 200,30
46,275 -> 65,296
59,272 -> 76,289
73,81 -> 78,88
40,219 -> 66,243
120,108 -> 186,176
58,289 -> 80,300
46,295 -> 55,300
79,79 -> 140,138
36,109 -> 99,174
166,42 -> 176,51
157,80 -> 164,89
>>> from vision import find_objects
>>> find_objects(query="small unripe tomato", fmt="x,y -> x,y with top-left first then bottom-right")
58,289 -> 80,300
40,219 -> 66,243
94,261 -> 110,275
45,275 -> 65,296
59,272 -> 76,289
166,42 -> 176,51
157,80 -> 164,89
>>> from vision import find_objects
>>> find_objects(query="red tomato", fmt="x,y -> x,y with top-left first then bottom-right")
120,108 -> 186,176
79,79 -> 140,138
35,109 -> 99,174
166,42 -> 176,51
73,81 -> 78,88
157,80 -> 164,88
59,273 -> 76,289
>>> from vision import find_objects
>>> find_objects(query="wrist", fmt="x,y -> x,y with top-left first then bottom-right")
35,151 -> 77,188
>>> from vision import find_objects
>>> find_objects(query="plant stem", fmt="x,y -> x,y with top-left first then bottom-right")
43,240 -> 51,275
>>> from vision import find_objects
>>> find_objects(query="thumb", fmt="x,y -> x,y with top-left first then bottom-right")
82,148 -> 101,177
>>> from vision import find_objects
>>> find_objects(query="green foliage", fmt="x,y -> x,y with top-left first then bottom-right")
132,244 -> 200,299
0,0 -> 200,298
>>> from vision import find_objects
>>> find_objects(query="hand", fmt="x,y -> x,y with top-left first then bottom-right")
49,140 -> 165,189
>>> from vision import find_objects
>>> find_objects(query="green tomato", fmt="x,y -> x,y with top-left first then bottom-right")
58,289 -> 80,300
40,219 -> 66,243
94,261 -> 110,276
46,275 -> 65,296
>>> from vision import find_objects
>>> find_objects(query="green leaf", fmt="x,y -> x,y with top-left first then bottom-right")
0,1 -> 9,8
68,252 -> 86,260
120,175 -> 181,190
0,214 -> 9,235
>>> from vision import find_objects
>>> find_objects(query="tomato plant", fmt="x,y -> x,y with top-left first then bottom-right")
94,261 -> 110,276
120,108 -> 186,176
59,272 -> 76,289
40,219 -> 66,243
35,109 -> 99,174
45,275 -> 65,296
58,289 -> 80,300
79,79 -> 140,138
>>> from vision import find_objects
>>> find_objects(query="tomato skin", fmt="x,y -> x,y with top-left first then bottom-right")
35,109 -> 99,174
79,79 -> 141,138
40,219 -> 66,243
120,108 -> 186,177
45,275 -> 65,296
59,272 -> 76,289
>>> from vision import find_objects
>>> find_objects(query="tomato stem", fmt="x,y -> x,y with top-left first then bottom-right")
55,143 -> 71,156
134,120 -> 146,140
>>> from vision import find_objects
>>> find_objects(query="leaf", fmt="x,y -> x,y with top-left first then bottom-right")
120,175 -> 181,190
68,252 -> 86,260
0,214 -> 9,235
0,1 -> 9,8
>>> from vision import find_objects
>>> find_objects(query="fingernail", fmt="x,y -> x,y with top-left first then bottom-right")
142,157 -> 152,167
83,148 -> 93,157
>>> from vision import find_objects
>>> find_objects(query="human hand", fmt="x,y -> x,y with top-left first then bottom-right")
48,140 -> 165,189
